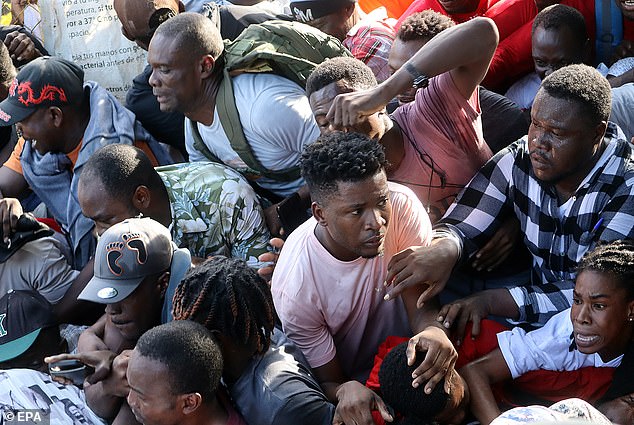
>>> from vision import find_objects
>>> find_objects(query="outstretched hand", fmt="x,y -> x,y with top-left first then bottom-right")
45,350 -> 116,385
332,380 -> 393,425
0,198 -> 23,242
437,292 -> 493,346
4,31 -> 41,63
406,326 -> 457,393
471,217 -> 519,272
385,238 -> 459,308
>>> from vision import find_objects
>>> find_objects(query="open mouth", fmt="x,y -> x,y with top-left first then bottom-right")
575,333 -> 599,348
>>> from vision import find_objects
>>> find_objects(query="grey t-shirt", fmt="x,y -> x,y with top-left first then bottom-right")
0,236 -> 78,304
229,327 -> 334,425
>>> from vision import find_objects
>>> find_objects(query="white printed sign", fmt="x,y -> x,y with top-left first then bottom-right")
38,0 -> 146,101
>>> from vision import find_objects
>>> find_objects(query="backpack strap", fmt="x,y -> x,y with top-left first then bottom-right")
189,119 -> 223,164
595,0 -> 623,64
216,68 -> 302,182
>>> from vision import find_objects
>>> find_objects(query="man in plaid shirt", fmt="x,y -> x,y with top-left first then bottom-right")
374,64 -> 634,339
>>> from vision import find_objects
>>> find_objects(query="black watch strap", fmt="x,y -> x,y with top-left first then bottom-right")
404,62 -> 429,89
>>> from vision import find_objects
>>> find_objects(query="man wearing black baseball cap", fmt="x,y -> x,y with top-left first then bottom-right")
0,56 -> 172,271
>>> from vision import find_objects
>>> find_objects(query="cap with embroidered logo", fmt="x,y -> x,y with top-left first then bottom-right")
78,217 -> 174,304
290,0 -> 353,23
0,289 -> 57,363
0,56 -> 85,126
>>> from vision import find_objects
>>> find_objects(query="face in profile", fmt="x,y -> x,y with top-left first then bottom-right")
388,38 -> 427,105
309,81 -> 386,139
127,350 -> 183,425
78,179 -> 138,237
147,33 -> 204,114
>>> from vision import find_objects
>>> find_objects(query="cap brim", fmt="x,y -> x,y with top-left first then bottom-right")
0,328 -> 41,362
78,275 -> 144,304
0,98 -> 35,126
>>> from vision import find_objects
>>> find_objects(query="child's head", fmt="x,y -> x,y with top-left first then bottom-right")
378,342 -> 469,424
572,240 -> 634,361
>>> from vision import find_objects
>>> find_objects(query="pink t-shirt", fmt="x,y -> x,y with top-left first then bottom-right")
271,182 -> 432,381
390,72 -> 492,222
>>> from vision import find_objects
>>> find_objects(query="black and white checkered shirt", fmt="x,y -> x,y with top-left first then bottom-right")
437,123 -> 634,324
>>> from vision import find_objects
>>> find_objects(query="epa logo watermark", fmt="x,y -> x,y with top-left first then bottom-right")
1,409 -> 50,424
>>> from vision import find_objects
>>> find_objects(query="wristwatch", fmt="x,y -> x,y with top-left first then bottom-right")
404,62 -> 429,89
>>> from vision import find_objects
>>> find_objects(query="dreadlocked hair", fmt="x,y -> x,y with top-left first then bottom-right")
172,256 -> 275,354
577,239 -> 634,300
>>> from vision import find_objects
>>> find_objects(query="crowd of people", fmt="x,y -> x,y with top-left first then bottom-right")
0,0 -> 633,424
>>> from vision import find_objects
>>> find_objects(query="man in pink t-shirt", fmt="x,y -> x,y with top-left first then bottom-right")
307,15 -> 496,223
272,132 -> 457,425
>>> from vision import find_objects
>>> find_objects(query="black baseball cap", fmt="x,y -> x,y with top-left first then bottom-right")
0,56 -> 84,126
0,289 -> 58,363
290,0 -> 353,22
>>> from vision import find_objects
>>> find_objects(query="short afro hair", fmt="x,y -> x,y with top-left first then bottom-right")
396,10 -> 455,43
306,57 -> 377,98
135,320 -> 223,402
79,144 -> 164,203
577,240 -> 634,301
301,131 -> 387,203
153,12 -> 224,60
378,342 -> 449,424
532,4 -> 588,48
539,64 -> 611,124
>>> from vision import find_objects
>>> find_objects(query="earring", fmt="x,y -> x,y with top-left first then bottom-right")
628,317 -> 634,322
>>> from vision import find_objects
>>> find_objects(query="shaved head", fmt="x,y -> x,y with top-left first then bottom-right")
114,0 -> 184,50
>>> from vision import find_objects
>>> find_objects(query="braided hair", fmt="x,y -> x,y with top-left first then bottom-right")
577,239 -> 634,300
172,256 -> 275,354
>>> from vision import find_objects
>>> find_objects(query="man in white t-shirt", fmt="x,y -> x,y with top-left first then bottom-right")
147,12 -> 321,236
271,131 -> 457,425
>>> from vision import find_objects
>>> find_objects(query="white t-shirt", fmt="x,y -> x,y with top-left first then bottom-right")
0,369 -> 105,424
185,73 -> 320,197
497,308 -> 623,379
271,182 -> 432,381
0,237 -> 79,304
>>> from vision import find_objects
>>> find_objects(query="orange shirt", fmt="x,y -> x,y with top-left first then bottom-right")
358,0 -> 412,19
4,138 -> 159,175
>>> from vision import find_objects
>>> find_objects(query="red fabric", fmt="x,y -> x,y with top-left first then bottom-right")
624,19 -> 634,42
358,0 -> 413,19
483,0 -> 595,91
395,0 -> 497,29
36,217 -> 62,234
395,0 -> 596,92
366,319 -> 614,425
